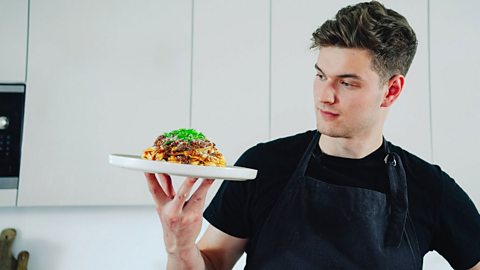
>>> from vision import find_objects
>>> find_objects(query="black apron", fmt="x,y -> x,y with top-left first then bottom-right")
247,132 -> 421,270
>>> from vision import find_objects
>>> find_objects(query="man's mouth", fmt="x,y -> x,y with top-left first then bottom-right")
318,108 -> 339,119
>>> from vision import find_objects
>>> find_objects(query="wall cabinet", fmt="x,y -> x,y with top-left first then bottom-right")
190,0 -> 270,203
271,0 -> 350,140
0,0 -> 28,206
382,0 -> 431,161
0,190 -> 16,206
430,1 -> 480,205
18,0 -> 192,206
18,0 -> 269,206
0,0 -> 28,83
191,0 -> 270,163
13,1 -> 478,207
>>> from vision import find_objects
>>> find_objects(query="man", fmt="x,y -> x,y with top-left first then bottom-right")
145,1 -> 480,269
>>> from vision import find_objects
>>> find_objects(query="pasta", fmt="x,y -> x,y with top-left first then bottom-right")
141,128 -> 226,167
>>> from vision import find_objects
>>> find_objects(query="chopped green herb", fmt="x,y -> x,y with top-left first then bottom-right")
163,140 -> 174,145
163,128 -> 206,142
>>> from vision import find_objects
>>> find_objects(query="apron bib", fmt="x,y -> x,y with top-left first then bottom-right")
247,132 -> 421,270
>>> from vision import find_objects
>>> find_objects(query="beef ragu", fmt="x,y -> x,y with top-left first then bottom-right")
142,128 -> 226,167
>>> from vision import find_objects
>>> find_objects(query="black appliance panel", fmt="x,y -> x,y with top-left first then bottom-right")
0,84 -> 25,189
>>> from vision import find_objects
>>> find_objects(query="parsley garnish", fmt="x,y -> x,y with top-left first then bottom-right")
162,128 -> 206,145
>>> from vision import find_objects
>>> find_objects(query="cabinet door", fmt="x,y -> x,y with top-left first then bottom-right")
430,1 -> 480,205
0,189 -> 16,206
190,0 -> 269,219
271,0 -> 351,140
271,0 -> 431,161
0,0 -> 28,82
191,0 -> 270,163
18,0 -> 192,206
382,0 -> 431,161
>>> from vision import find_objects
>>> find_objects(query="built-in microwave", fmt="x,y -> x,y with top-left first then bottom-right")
0,84 -> 25,190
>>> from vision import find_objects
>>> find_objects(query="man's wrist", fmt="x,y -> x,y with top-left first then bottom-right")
167,246 -> 206,270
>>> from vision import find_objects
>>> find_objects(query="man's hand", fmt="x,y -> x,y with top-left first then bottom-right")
145,173 -> 214,269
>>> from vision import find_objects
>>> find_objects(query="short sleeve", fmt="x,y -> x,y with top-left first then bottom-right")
430,171 -> 480,269
203,146 -> 258,239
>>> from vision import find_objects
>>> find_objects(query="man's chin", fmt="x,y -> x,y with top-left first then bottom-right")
316,126 -> 347,138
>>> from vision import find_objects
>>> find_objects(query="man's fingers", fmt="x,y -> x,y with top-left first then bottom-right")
172,177 -> 198,213
184,178 -> 215,213
146,174 -> 212,215
145,173 -> 169,206
155,173 -> 176,198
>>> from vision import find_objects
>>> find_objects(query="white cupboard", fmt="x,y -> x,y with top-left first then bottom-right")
430,1 -> 480,205
18,0 -> 192,205
383,0 -> 431,161
190,0 -> 270,204
271,0 -> 351,140
10,1 -> 478,208
0,0 -> 28,83
191,0 -> 270,162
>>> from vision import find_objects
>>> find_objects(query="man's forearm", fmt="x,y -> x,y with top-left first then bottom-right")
167,246 -> 209,270
469,261 -> 480,270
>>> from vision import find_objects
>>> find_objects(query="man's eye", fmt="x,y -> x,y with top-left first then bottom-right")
316,73 -> 326,80
340,81 -> 354,88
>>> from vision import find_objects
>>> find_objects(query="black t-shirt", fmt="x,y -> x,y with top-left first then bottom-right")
204,130 -> 480,269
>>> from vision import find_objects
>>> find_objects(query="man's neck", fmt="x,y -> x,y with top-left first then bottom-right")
319,133 -> 383,159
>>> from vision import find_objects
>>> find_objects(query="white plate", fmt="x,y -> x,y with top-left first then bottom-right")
109,154 -> 257,181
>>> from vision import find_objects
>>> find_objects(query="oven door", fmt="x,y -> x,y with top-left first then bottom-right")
0,84 -> 25,191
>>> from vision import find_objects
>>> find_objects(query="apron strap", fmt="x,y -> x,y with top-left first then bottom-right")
292,131 -> 320,178
384,150 -> 409,247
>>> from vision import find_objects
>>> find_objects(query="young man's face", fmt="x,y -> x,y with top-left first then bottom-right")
313,46 -> 388,140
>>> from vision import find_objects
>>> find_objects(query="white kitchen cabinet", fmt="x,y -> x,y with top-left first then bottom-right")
0,0 -> 28,82
271,0 -> 432,162
0,189 -> 17,206
430,1 -> 480,205
18,0 -> 192,206
190,0 -> 269,218
270,0 -> 351,140
382,0 -> 431,161
191,0 -> 270,163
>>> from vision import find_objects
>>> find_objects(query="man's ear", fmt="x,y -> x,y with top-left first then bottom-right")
381,74 -> 405,107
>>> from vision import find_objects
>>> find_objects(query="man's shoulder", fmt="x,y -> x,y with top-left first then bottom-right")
255,130 -> 316,154
388,142 -> 446,182
236,130 -> 316,169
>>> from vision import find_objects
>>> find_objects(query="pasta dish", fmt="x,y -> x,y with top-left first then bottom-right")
142,128 -> 226,167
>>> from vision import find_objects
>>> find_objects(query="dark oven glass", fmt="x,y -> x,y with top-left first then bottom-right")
0,84 -> 25,189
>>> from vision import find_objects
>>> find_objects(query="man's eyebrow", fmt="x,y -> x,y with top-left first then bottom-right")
315,64 -> 363,80
338,74 -> 362,80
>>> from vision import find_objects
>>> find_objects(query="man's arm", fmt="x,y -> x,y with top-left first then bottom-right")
164,224 -> 247,270
146,173 -> 247,270
198,225 -> 248,270
469,261 -> 480,270
145,173 -> 211,270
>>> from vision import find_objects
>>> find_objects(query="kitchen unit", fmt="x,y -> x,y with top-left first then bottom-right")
0,85 -> 26,206
0,0 -> 476,208
0,0 -> 28,83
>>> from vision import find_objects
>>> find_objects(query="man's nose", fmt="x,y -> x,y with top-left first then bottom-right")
317,83 -> 335,104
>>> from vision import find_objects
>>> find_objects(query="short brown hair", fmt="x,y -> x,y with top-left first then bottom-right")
311,1 -> 418,83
